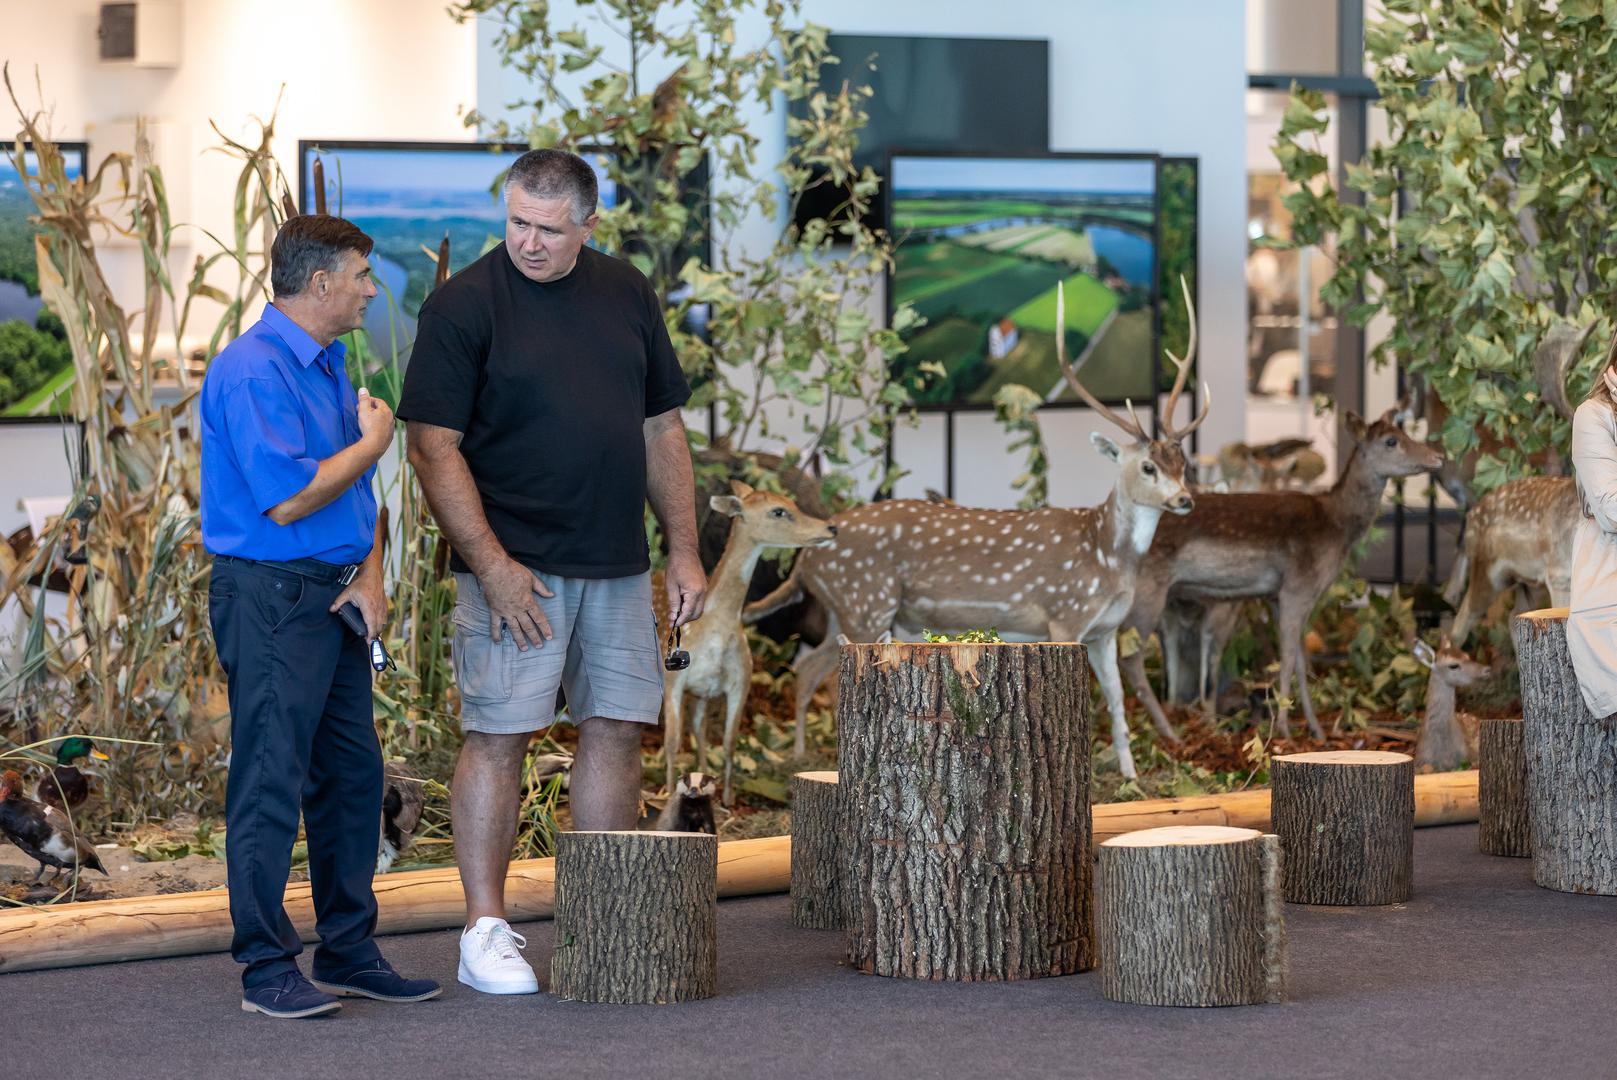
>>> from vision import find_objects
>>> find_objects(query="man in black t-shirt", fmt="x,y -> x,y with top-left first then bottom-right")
397,149 -> 705,996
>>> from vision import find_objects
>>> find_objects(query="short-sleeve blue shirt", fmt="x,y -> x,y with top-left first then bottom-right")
199,304 -> 378,564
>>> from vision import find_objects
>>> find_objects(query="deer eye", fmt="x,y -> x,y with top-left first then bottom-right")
1384,436 -> 1397,448
1142,462 -> 1157,477
770,507 -> 788,518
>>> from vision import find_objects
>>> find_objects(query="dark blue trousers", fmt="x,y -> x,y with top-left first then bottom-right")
208,557 -> 383,989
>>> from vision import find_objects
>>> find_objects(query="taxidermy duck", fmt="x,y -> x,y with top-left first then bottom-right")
377,759 -> 426,874
0,770 -> 107,885
35,736 -> 108,814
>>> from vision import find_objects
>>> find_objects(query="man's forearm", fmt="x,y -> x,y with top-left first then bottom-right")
359,516 -> 386,580
268,441 -> 381,526
409,444 -> 510,577
645,413 -> 698,555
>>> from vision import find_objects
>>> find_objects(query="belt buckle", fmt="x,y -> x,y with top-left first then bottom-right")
338,564 -> 359,586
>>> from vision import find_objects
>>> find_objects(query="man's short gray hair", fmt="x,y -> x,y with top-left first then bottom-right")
504,149 -> 600,226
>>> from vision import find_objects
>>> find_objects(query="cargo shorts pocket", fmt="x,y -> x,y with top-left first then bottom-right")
451,603 -> 514,704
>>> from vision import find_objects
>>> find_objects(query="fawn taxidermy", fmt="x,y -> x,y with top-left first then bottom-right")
1413,639 -> 1488,771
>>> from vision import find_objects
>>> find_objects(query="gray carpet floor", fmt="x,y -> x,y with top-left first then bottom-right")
11,824 -> 1617,1079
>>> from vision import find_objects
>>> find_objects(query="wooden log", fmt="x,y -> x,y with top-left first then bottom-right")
1478,718 -> 1531,858
549,831 -> 717,1004
838,641 -> 1093,981
789,770 -> 842,930
1098,826 -> 1285,1007
1512,609 -> 1617,893
1271,750 -> 1414,906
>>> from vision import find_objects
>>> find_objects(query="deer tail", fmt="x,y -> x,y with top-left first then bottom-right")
742,567 -> 805,626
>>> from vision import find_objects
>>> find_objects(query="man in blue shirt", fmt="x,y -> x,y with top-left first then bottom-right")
201,214 -> 439,1018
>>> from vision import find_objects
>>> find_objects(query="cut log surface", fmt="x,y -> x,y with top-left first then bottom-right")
1512,609 -> 1617,893
549,831 -> 717,1005
1098,826 -> 1285,1007
839,642 -> 1093,980
1478,718 -> 1531,858
1271,751 -> 1414,906
790,771 -> 842,930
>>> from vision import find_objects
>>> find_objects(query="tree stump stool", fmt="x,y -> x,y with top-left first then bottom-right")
550,831 -> 717,1004
1478,718 -> 1530,858
1513,609 -> 1617,893
838,641 -> 1093,980
790,771 -> 843,930
1271,751 -> 1414,906
1098,826 -> 1285,1007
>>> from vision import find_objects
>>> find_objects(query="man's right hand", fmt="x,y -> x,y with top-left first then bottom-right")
356,388 -> 395,461
478,556 -> 555,650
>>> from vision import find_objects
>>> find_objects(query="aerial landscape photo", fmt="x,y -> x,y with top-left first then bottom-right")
0,145 -> 82,417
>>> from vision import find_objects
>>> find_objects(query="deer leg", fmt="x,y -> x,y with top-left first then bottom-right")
662,679 -> 686,794
721,676 -> 747,807
1162,606 -> 1185,703
1449,558 -> 1496,648
792,637 -> 841,758
1089,632 -> 1138,779
1120,641 -> 1177,744
1277,597 -> 1323,740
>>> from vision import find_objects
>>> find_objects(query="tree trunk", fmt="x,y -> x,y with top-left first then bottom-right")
1098,826 -> 1285,1007
1512,609 -> 1617,893
790,770 -> 842,930
1270,751 -> 1415,906
550,831 -> 717,1004
838,641 -> 1093,980
1478,717 -> 1531,858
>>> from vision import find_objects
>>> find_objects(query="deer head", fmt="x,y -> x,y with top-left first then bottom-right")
1413,638 -> 1489,689
1344,398 -> 1445,480
1058,276 -> 1209,518
709,480 -> 838,550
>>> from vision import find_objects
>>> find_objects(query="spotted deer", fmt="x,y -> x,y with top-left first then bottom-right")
1412,638 -> 1489,771
1120,403 -> 1444,740
658,481 -> 837,805
746,280 -> 1209,778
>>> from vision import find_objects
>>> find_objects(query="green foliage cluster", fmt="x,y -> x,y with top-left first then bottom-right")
921,628 -> 1004,643
0,309 -> 70,409
1270,0 -> 1617,492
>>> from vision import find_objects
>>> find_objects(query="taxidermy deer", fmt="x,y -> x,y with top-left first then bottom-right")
1120,402 -> 1444,740
1412,639 -> 1488,771
746,279 -> 1210,778
661,481 -> 837,805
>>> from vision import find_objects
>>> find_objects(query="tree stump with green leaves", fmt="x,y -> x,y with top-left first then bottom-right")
790,771 -> 843,930
838,641 -> 1093,980
550,831 -> 717,1004
1478,717 -> 1531,858
1271,751 -> 1414,906
1098,826 -> 1286,1007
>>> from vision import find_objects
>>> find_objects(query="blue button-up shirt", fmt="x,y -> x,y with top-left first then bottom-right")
199,304 -> 378,564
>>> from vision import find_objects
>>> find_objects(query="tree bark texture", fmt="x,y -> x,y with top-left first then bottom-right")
1271,751 -> 1414,906
1478,718 -> 1531,858
549,831 -> 718,1004
1512,610 -> 1617,894
837,641 -> 1092,981
1098,826 -> 1285,1007
790,771 -> 843,930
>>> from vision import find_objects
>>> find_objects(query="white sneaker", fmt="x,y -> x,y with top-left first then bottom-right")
458,916 -> 540,995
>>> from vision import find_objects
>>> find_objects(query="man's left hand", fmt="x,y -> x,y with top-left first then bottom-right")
665,548 -> 707,629
331,570 -> 388,640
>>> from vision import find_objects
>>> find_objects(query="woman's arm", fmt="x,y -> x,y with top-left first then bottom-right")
1572,401 -> 1617,534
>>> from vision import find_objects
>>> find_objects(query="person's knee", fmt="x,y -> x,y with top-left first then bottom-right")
459,730 -> 532,768
578,716 -> 643,751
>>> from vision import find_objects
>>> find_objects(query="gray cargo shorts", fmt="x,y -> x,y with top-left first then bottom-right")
450,569 -> 663,734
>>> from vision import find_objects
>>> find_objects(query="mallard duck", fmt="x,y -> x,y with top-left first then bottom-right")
0,770 -> 107,885
377,759 -> 425,874
35,736 -> 108,814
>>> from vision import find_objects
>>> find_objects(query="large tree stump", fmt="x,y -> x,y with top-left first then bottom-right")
790,771 -> 843,930
838,641 -> 1092,980
1512,609 -> 1617,893
550,831 -> 717,1004
1478,718 -> 1531,858
1098,826 -> 1285,1007
1271,751 -> 1414,906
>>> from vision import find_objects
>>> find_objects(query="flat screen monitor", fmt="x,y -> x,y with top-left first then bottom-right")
792,34 -> 1049,233
886,151 -> 1159,410
0,141 -> 86,419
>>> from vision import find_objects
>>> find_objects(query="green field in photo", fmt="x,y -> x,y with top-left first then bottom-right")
1009,273 -> 1118,337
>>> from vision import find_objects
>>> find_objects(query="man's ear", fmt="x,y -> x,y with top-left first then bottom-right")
709,495 -> 743,517
1090,431 -> 1122,463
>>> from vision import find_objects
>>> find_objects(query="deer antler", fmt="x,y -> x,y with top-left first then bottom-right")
1057,282 -> 1147,442
1160,275 -> 1211,442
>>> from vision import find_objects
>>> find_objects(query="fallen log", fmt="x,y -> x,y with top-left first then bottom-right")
0,772 -> 1480,974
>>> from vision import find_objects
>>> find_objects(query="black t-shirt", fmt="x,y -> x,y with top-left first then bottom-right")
396,244 -> 691,578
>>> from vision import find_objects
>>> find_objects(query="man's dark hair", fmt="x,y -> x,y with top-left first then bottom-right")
504,149 -> 599,225
271,214 -> 374,298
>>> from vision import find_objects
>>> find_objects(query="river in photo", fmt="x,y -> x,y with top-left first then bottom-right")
0,279 -> 44,325
1085,224 -> 1153,286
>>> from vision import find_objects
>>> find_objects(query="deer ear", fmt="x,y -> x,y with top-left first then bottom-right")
1413,639 -> 1435,668
1344,411 -> 1368,440
709,495 -> 744,517
728,479 -> 754,498
1090,431 -> 1122,463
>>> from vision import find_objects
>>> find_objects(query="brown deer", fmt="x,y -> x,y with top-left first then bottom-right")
746,280 -> 1209,778
658,481 -> 837,805
1120,403 -> 1444,740
1444,475 -> 1578,645
1412,638 -> 1488,771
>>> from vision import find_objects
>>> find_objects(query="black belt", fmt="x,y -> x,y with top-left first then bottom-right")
216,555 -> 361,586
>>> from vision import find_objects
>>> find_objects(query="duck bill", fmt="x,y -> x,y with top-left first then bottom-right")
90,749 -> 110,761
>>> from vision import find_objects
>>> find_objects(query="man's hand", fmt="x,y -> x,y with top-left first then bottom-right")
356,388 -> 395,461
665,547 -> 707,629
330,567 -> 388,640
479,556 -> 555,650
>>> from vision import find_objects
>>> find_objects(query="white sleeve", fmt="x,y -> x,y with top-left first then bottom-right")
1572,402 -> 1617,534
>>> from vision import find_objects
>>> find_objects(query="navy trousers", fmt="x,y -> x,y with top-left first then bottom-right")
208,557 -> 383,989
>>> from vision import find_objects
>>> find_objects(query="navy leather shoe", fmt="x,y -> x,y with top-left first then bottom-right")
311,957 -> 442,1002
241,972 -> 342,1019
